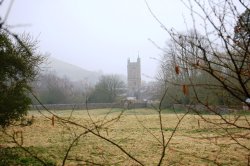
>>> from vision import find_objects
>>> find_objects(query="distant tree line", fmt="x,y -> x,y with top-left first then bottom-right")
88,75 -> 126,103
32,73 -> 126,104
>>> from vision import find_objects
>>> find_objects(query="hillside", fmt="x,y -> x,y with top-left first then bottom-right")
41,56 -> 102,84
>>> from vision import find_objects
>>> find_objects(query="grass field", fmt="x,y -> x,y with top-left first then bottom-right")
0,108 -> 249,165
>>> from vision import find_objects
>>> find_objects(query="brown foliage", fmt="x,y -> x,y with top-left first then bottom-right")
182,85 -> 189,96
175,65 -> 180,75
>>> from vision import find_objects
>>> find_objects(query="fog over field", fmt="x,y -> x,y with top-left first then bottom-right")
0,0 -> 194,81
0,0 -> 249,165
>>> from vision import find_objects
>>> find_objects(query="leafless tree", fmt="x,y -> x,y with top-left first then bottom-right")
147,0 -> 250,164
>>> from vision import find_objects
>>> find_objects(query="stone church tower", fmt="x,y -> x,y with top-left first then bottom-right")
127,56 -> 141,99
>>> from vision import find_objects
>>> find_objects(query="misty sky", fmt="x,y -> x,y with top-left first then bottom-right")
1,0 -> 191,81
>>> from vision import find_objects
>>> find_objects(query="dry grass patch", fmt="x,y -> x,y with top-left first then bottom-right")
0,108 -> 249,165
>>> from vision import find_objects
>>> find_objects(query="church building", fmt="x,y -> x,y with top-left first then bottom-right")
127,56 -> 141,99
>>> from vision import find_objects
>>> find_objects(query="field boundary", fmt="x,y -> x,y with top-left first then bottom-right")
30,102 -> 148,110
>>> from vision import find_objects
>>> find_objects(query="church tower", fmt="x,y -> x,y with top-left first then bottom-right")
127,56 -> 141,99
